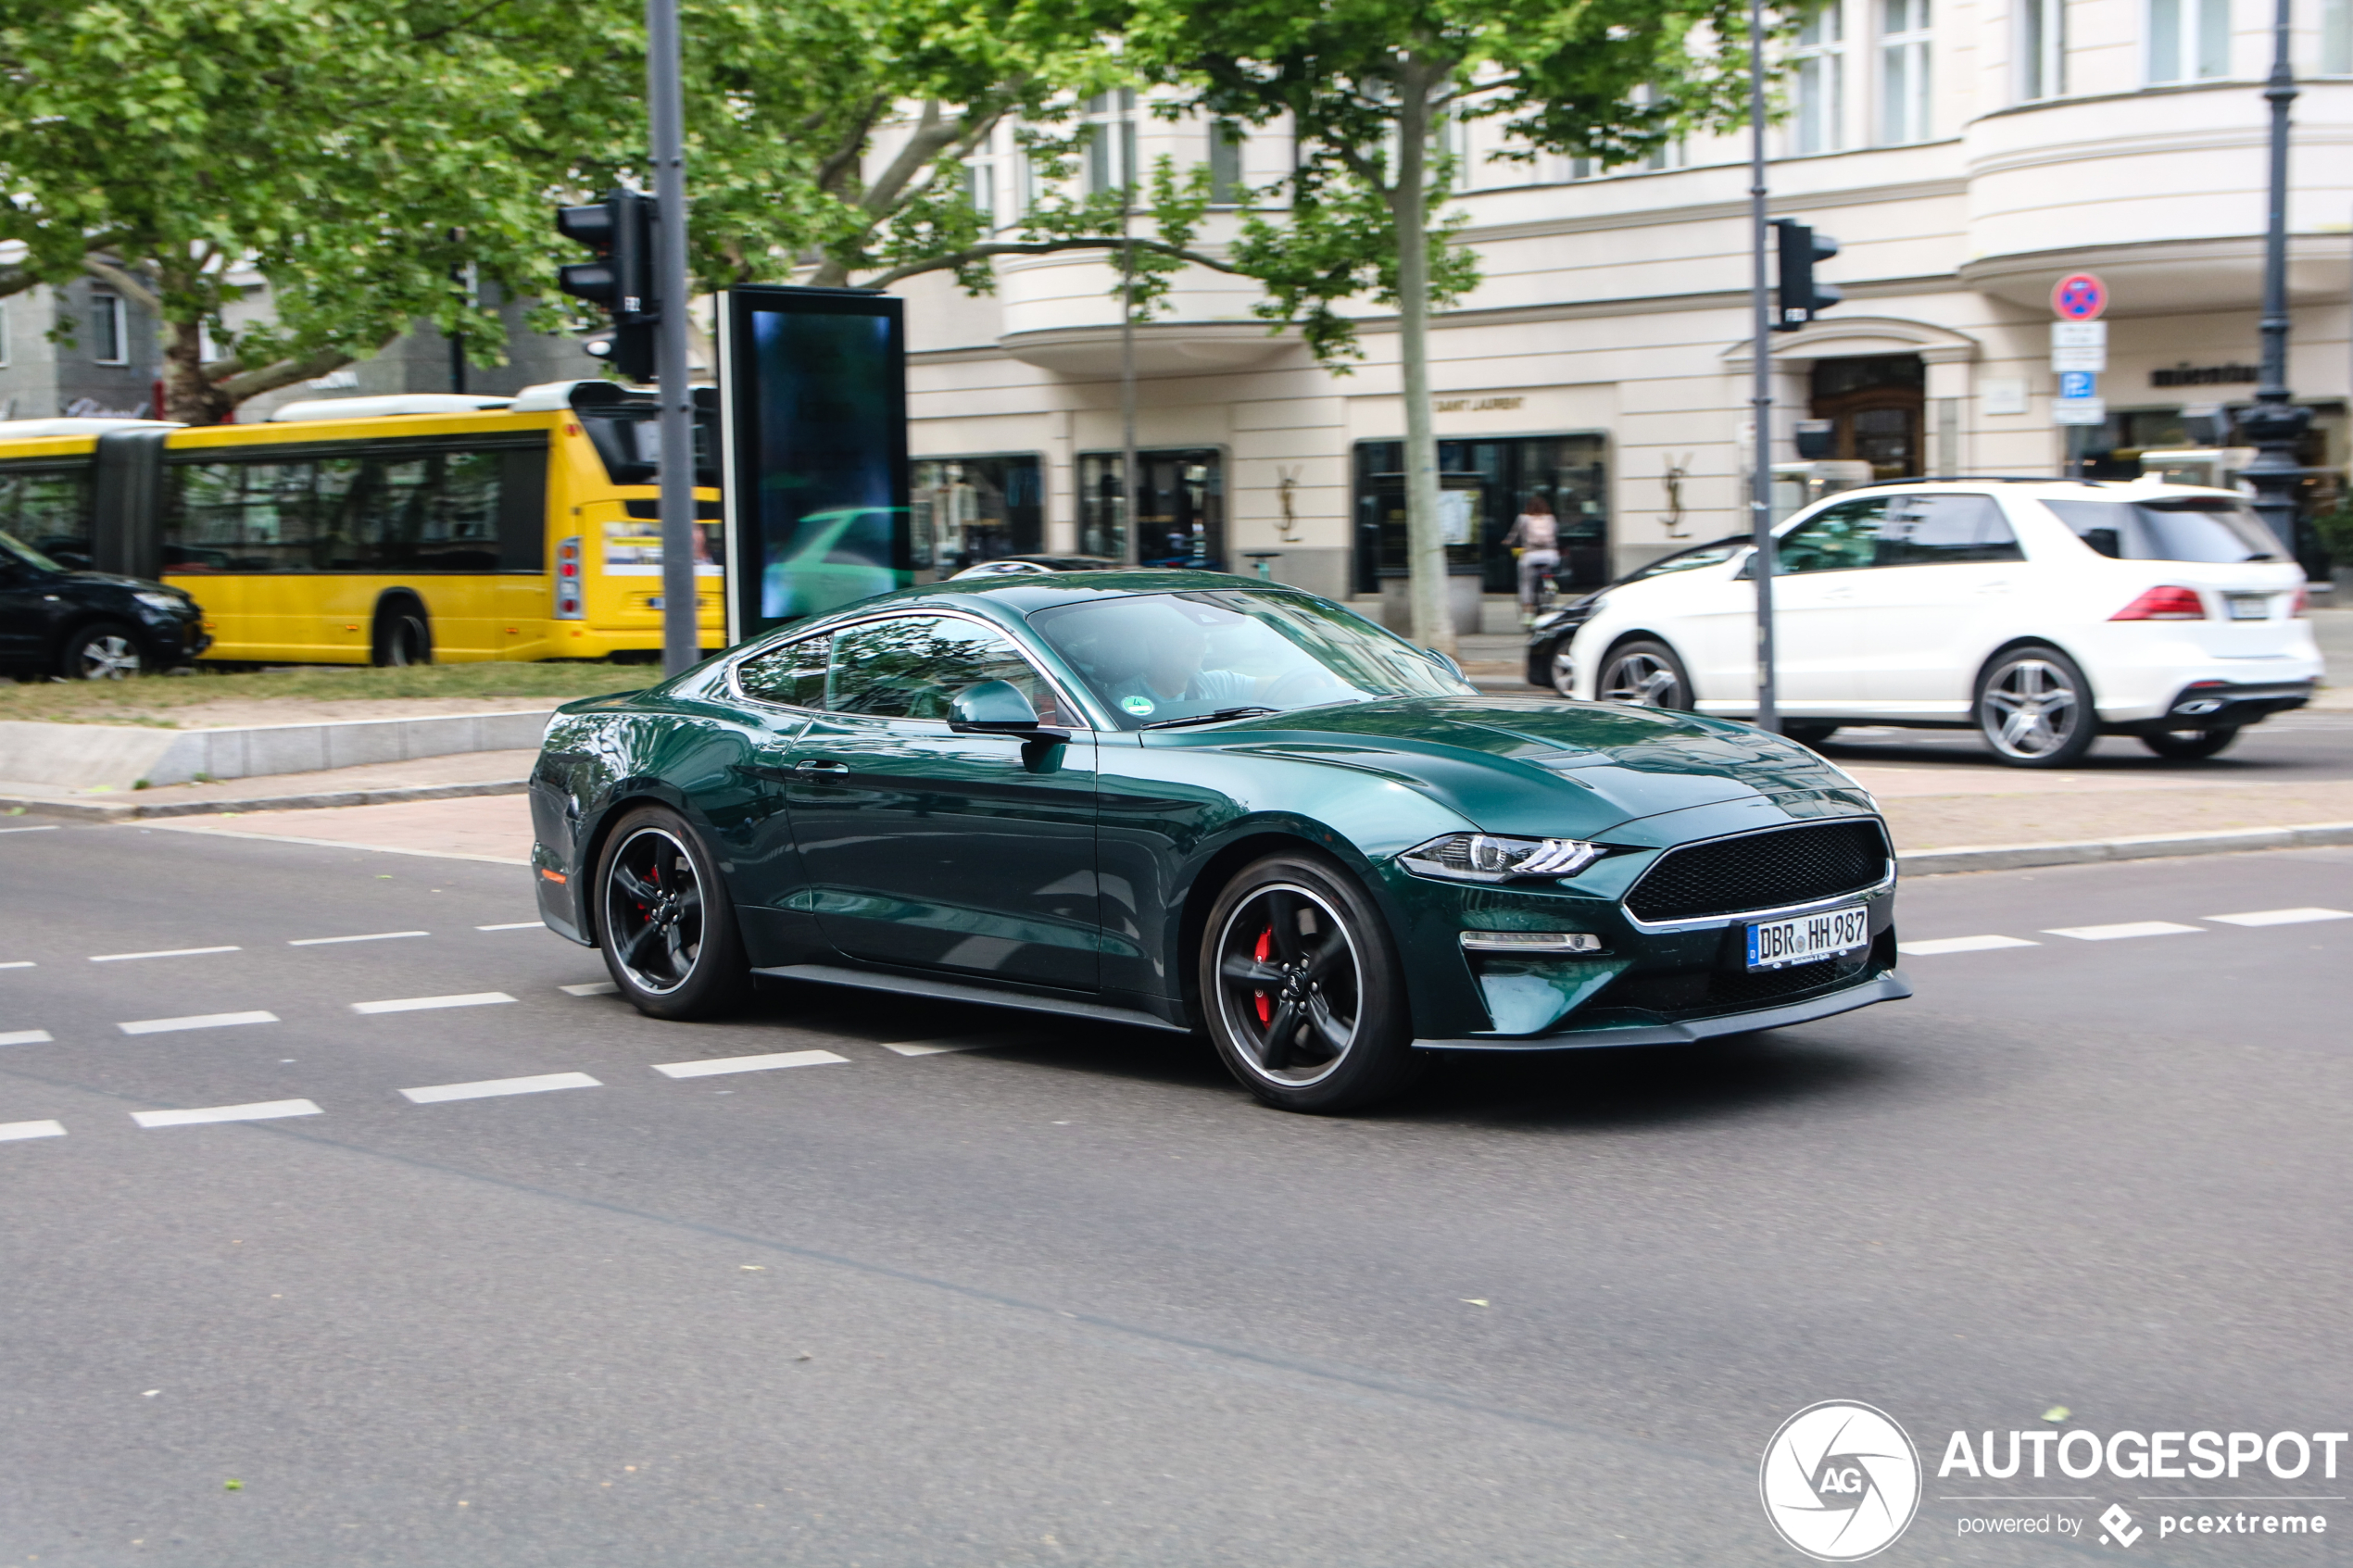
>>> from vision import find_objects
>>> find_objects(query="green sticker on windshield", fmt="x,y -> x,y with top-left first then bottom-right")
1120,695 -> 1156,716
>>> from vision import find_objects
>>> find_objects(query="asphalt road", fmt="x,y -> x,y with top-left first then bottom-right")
2,818 -> 2348,1566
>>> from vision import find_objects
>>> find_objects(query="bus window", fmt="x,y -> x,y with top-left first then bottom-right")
578,405 -> 717,488
0,465 -> 94,570
169,439 -> 546,574
170,459 -> 320,571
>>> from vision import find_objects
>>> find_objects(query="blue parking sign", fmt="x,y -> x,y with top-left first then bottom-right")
2058,370 -> 2097,400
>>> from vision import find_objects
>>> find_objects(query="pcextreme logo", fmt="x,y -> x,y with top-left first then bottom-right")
1761,1401 -> 1924,1561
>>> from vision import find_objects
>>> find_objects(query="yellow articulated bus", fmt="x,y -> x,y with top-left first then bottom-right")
0,380 -> 723,665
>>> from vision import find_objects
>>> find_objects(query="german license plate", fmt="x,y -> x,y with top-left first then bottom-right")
2226,594 -> 2270,621
1745,906 -> 1869,970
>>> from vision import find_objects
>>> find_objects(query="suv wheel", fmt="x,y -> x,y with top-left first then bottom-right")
59,621 -> 145,681
1597,639 -> 1691,709
1976,645 -> 2098,767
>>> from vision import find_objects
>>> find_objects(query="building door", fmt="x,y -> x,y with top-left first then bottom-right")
1077,449 -> 1224,569
1811,356 -> 1925,482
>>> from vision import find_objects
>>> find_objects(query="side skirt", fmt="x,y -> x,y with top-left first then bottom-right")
752,962 -> 1194,1035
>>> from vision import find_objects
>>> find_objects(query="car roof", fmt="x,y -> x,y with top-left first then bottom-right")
779,568 -> 1301,636
1829,476 -> 2246,502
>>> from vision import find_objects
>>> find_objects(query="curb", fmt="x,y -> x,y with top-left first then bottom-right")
1900,822 -> 2353,876
0,777 -> 528,822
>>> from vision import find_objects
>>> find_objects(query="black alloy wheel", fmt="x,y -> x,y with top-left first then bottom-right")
1201,853 -> 1421,1113
1975,644 -> 2098,768
59,621 -> 146,681
595,807 -> 751,1020
2140,725 -> 2240,760
1597,638 -> 1692,709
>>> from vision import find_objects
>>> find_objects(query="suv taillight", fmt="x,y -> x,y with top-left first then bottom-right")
2110,585 -> 2207,621
2291,585 -> 2309,618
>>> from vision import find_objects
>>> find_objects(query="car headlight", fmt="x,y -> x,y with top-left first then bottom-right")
132,591 -> 187,614
1399,832 -> 1605,884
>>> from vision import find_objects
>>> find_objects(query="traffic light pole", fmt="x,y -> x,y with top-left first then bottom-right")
648,0 -> 698,677
1746,0 -> 1780,736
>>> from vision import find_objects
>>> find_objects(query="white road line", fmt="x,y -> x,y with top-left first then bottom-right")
2204,907 -> 2353,927
0,1030 -> 55,1047
289,931 -> 429,947
0,960 -> 33,970
0,825 -> 60,834
1897,935 -> 2042,957
89,946 -> 241,963
132,1099 -> 321,1129
2041,921 -> 2206,942
351,992 -> 515,1015
560,981 -> 618,997
476,922 -> 546,932
400,1073 -> 599,1104
653,1050 -> 849,1079
119,1010 -> 280,1036
0,1120 -> 66,1141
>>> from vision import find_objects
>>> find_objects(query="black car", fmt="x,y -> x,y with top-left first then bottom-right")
1525,535 -> 1749,696
0,528 -> 208,679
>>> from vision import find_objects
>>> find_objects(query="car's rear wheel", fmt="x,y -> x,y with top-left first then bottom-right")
2140,725 -> 2240,760
59,621 -> 146,681
1200,853 -> 1422,1113
595,807 -> 750,1020
372,601 -> 432,667
1597,638 -> 1691,709
1975,645 -> 2098,768
1780,722 -> 1841,748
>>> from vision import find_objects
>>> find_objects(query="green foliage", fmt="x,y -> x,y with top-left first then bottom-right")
2313,502 -> 2353,566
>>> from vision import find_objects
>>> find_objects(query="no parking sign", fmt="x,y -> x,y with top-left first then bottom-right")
2052,272 -> 2107,320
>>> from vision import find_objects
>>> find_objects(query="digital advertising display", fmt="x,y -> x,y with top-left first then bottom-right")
717,284 -> 911,643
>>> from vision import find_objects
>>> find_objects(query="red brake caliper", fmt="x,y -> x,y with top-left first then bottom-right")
1252,927 -> 1274,1025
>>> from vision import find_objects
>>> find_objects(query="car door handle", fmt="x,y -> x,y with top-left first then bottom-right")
794,759 -> 849,774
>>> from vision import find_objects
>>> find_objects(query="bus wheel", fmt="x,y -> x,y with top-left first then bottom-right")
372,601 -> 432,667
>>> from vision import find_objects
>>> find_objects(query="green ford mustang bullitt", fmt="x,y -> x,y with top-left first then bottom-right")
530,570 -> 1909,1112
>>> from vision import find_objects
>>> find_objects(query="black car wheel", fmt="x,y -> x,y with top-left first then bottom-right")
1201,853 -> 1422,1113
595,807 -> 750,1020
2140,725 -> 2240,760
1597,638 -> 1691,709
1976,645 -> 2097,768
59,621 -> 146,681
1780,722 -> 1841,749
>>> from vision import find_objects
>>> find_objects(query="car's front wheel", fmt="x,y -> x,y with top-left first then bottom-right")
2140,725 -> 2240,760
59,621 -> 146,681
1976,645 -> 2098,768
595,806 -> 751,1020
1597,638 -> 1692,709
1200,853 -> 1422,1113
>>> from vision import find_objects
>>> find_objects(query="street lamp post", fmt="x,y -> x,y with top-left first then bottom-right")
2241,0 -> 2310,560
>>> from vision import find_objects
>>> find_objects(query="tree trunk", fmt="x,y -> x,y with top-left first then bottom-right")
161,316 -> 234,426
1392,57 -> 1454,658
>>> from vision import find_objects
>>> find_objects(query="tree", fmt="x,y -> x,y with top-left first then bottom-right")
1126,0 -> 1761,652
0,0 -> 584,423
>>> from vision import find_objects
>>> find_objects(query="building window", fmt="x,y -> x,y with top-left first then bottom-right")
92,293 -> 128,366
911,455 -> 1043,573
2322,0 -> 2349,72
1352,436 -> 1610,596
1879,0 -> 1933,142
1208,119 -> 1246,205
2020,0 -> 2067,97
963,153 -> 997,229
1792,4 -> 1846,155
1078,448 -> 1224,567
1083,91 -> 1138,197
2149,0 -> 2230,82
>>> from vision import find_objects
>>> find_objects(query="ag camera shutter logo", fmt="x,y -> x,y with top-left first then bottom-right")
1761,1401 -> 1923,1560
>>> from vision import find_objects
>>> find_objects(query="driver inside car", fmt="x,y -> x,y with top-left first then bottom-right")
1103,609 -> 1261,720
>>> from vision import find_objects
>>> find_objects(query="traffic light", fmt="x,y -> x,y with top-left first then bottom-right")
1771,220 -> 1843,332
556,189 -> 659,382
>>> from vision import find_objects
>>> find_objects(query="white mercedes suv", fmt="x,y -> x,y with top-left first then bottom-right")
1564,478 -> 2322,767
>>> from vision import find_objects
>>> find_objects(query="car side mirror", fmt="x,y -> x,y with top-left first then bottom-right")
949,679 -> 1070,742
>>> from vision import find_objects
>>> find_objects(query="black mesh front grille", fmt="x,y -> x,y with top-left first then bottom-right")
1595,954 -> 1860,1017
1624,820 -> 1889,922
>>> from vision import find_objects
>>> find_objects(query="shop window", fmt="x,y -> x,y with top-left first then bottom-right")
911,454 -> 1043,573
1079,448 -> 1223,568
2020,0 -> 2068,97
1352,435 -> 1610,596
1792,4 -> 1846,155
1879,0 -> 1934,143
2148,0 -> 2230,82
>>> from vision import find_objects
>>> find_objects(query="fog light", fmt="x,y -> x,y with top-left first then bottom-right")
1459,931 -> 1605,954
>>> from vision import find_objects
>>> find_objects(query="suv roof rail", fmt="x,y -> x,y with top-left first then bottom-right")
1854,474 -> 2094,486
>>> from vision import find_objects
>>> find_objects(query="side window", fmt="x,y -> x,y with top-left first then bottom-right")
0,467 -> 94,568
166,460 -> 321,572
1775,497 -> 1888,573
736,633 -> 830,709
1875,495 -> 2024,566
825,615 -> 1067,724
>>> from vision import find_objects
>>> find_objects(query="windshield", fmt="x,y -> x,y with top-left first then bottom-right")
1027,589 -> 1473,730
2044,497 -> 2280,562
578,406 -> 718,488
0,528 -> 65,572
1627,536 -> 1745,583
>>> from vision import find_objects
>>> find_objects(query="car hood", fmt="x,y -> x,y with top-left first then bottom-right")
63,570 -> 177,595
1170,695 -> 1876,839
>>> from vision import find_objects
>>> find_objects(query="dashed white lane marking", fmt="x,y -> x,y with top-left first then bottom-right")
560,981 -> 619,997
0,1120 -> 66,1141
0,825 -> 59,834
289,931 -> 429,947
132,1099 -> 321,1129
400,1072 -> 599,1104
0,1030 -> 53,1047
653,1049 -> 849,1079
351,992 -> 516,1015
2041,921 -> 2206,942
119,1010 -> 280,1036
2204,907 -> 2353,927
90,946 -> 241,963
476,922 -> 546,932
1898,935 -> 2042,957
0,960 -> 33,971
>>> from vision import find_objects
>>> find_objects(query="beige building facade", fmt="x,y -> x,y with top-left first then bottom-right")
888,0 -> 2353,604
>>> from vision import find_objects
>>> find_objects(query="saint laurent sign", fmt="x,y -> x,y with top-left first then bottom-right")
1433,395 -> 1525,412
2151,363 -> 2259,387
